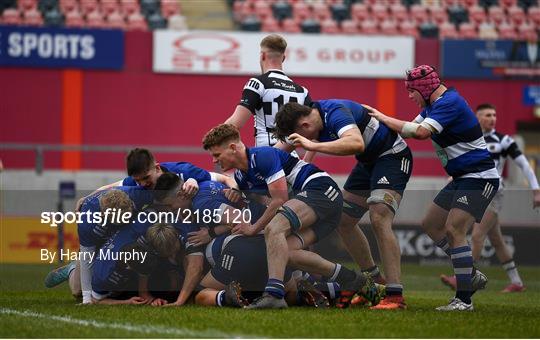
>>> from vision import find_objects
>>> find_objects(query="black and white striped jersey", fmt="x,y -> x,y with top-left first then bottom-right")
484,129 -> 522,177
238,69 -> 311,147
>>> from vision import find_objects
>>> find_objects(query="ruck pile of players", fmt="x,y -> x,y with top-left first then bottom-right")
45,34 -> 539,311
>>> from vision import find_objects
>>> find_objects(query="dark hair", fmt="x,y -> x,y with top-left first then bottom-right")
274,102 -> 312,141
154,173 -> 183,202
126,148 -> 155,176
202,124 -> 240,150
476,103 -> 496,112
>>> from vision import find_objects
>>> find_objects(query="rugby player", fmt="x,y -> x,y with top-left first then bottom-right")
274,99 -> 413,309
365,65 -> 499,311
440,103 -> 540,293
202,124 -> 381,309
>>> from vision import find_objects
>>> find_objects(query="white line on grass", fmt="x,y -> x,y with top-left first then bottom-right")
0,307 -> 255,338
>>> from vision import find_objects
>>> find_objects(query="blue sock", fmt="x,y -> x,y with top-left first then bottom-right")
265,278 -> 285,299
451,246 -> 473,304
386,283 -> 403,297
436,237 -> 452,257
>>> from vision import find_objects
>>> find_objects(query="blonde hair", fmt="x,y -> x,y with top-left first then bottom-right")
260,34 -> 287,55
99,190 -> 134,215
146,223 -> 181,258
202,124 -> 241,150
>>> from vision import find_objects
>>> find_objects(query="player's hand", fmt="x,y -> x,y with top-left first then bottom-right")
75,197 -> 85,212
533,189 -> 540,209
224,188 -> 242,203
163,300 -> 184,307
232,222 -> 258,236
126,296 -> 147,305
182,178 -> 199,198
151,298 -> 168,306
288,133 -> 316,151
363,104 -> 385,121
188,228 -> 211,246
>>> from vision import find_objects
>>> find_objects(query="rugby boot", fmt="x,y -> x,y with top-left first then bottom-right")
245,293 -> 288,309
44,261 -> 76,288
297,279 -> 329,308
436,297 -> 473,311
224,281 -> 249,307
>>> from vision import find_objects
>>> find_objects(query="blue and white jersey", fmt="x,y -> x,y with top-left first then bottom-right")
414,89 -> 498,179
192,180 -> 243,229
78,187 -> 154,248
204,234 -> 242,268
122,162 -> 213,186
91,220 -> 151,299
172,221 -> 204,256
234,147 -> 326,194
313,100 -> 407,163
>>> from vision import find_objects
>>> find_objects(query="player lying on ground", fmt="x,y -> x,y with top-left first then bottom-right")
440,103 -> 540,293
274,99 -> 413,309
202,124 -> 382,309
365,65 -> 499,311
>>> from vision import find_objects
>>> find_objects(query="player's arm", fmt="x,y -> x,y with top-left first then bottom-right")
171,254 -> 204,306
211,172 -> 238,190
224,105 -> 253,129
233,176 -> 288,235
289,128 -> 365,155
506,140 -> 540,208
91,294 -> 146,305
303,151 -> 317,163
274,140 -> 296,153
363,104 -> 433,140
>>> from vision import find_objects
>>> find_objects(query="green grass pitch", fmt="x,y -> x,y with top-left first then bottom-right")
1,263 -> 539,338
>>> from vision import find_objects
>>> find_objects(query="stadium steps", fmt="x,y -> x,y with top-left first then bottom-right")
178,0 -> 234,30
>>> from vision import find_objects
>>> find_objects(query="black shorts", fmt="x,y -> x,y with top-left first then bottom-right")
344,148 -> 413,197
293,175 -> 343,241
434,177 -> 499,223
211,235 -> 282,293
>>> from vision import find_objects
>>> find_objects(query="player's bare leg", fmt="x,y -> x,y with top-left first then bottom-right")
471,210 -> 498,261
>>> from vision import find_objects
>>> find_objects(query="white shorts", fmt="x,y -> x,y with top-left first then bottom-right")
487,189 -> 503,214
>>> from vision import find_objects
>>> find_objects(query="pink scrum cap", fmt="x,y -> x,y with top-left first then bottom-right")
405,65 -> 441,102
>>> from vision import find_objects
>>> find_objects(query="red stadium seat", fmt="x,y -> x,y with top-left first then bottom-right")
517,21 -> 536,40
80,0 -> 99,15
410,4 -> 429,24
380,19 -> 399,35
261,17 -> 280,32
101,0 -> 120,16
105,11 -> 125,29
370,3 -> 388,22
65,10 -> 85,27
359,19 -> 378,35
468,5 -> 486,24
429,6 -> 448,24
399,19 -> 418,38
497,21 -> 517,39
60,0 -> 78,13
86,10 -> 105,28
528,6 -> 540,26
23,8 -> 43,26
389,3 -> 408,22
320,18 -> 340,34
161,0 -> 181,18
488,6 -> 506,24
292,2 -> 311,21
18,0 -> 38,11
499,0 -> 517,8
439,21 -> 459,39
340,19 -> 359,34
120,0 -> 140,16
254,1 -> 272,20
126,12 -> 148,30
350,3 -> 368,21
167,14 -> 187,30
508,5 -> 526,25
478,21 -> 498,39
1,8 -> 21,25
312,3 -> 331,21
282,18 -> 300,33
459,22 -> 477,38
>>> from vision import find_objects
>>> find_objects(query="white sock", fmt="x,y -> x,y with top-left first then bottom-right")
502,260 -> 523,286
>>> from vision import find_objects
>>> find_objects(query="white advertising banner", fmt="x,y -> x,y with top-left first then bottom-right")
153,30 -> 414,78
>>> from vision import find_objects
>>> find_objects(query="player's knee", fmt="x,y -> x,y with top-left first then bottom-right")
342,199 -> 368,219
369,204 -> 392,228
471,231 -> 484,246
366,189 -> 399,215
